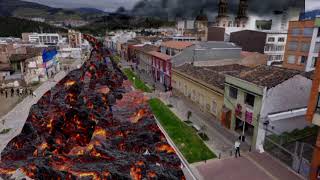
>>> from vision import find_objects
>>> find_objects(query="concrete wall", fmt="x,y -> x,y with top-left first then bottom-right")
207,27 -> 225,41
172,70 -> 224,118
261,75 -> 312,117
230,30 -> 267,53
256,75 -> 312,149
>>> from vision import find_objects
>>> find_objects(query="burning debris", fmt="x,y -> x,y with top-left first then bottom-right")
0,36 -> 185,180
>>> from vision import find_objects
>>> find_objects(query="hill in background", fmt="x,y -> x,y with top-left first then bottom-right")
0,16 -> 67,38
0,0 -> 107,21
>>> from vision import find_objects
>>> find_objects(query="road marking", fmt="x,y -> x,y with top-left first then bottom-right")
244,154 -> 279,180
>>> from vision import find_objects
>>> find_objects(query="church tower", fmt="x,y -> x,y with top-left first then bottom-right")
235,0 -> 248,27
216,0 -> 229,27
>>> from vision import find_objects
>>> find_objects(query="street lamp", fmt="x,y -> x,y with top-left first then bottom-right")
133,77 -> 136,87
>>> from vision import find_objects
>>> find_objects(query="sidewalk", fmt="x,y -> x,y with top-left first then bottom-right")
194,151 -> 304,180
155,91 -> 250,159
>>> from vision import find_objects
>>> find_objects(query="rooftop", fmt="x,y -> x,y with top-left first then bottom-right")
135,44 -> 159,54
171,41 -> 242,66
230,65 -> 305,88
148,51 -> 171,61
174,64 -> 251,90
161,41 -> 193,50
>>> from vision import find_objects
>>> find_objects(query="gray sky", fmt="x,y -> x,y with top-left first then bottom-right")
24,0 -> 320,13
24,0 -> 140,12
306,0 -> 320,11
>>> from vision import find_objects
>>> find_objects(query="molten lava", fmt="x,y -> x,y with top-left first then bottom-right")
0,35 -> 184,180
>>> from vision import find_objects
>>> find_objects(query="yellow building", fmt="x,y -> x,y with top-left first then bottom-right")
172,64 -> 250,120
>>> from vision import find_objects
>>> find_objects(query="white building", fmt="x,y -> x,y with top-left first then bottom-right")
105,31 -> 137,53
263,31 -> 287,65
22,33 -> 61,45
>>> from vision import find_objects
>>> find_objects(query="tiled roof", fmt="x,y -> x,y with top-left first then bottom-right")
174,64 -> 251,89
232,65 -> 303,88
161,41 -> 193,50
135,44 -> 159,54
148,51 -> 171,61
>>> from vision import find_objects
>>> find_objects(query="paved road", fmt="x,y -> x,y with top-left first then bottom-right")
195,151 -> 304,180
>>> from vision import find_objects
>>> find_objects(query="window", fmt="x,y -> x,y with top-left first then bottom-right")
317,94 -> 320,113
278,37 -> 285,42
301,43 -> 310,52
268,37 -> 275,42
314,42 -> 320,53
303,28 -> 314,37
245,93 -> 255,107
287,55 -> 296,64
275,45 -> 284,51
298,56 -> 308,65
288,41 -> 298,51
312,57 -> 318,67
291,28 -> 301,36
229,86 -> 238,99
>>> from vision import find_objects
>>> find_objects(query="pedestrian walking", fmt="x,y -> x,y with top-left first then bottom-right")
235,137 -> 241,158
16,88 -> 19,96
5,90 -> 8,98
10,88 -> 14,97
19,88 -> 23,96
0,88 -> 3,96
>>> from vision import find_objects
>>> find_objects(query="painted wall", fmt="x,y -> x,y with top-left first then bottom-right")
172,70 -> 224,118
224,76 -> 264,148
255,75 -> 313,148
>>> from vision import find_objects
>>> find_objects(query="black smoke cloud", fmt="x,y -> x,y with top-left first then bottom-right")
131,0 -> 305,19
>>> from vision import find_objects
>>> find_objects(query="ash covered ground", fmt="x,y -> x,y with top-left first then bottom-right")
0,36 -> 185,180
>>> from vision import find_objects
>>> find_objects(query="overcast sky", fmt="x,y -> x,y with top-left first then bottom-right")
24,0 -> 140,12
306,0 -> 320,11
24,0 -> 320,12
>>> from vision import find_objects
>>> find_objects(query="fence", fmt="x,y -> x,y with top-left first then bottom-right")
264,131 -> 315,179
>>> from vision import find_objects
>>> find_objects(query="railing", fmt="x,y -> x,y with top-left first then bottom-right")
153,116 -> 198,180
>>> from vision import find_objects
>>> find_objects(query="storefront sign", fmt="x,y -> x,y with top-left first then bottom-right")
245,108 -> 253,125
235,104 -> 242,117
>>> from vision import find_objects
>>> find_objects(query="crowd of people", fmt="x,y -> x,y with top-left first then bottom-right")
0,87 -> 36,99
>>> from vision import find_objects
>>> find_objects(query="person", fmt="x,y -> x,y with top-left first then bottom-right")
5,90 -> 8,98
235,137 -> 241,158
16,88 -> 19,96
19,88 -> 23,96
10,88 -> 14,97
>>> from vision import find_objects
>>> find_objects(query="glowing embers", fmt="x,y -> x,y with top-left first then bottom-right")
130,109 -> 147,123
156,144 -> 175,154
64,80 -> 76,87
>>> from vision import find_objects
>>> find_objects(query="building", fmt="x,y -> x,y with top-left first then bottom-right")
171,41 -> 242,67
68,30 -> 82,48
223,65 -> 312,149
0,43 -> 27,63
207,27 -> 225,41
135,44 -> 159,74
306,53 -> 320,180
149,51 -> 172,89
230,30 -> 267,53
171,36 -> 197,42
160,41 -> 193,56
283,18 -> 320,72
263,31 -> 287,65
0,64 -> 13,82
172,64 -> 250,119
22,33 -> 61,45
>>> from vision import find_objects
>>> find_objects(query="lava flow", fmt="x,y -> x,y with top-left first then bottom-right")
0,35 -> 185,180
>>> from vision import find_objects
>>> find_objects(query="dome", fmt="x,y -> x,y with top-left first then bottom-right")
195,14 -> 208,21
